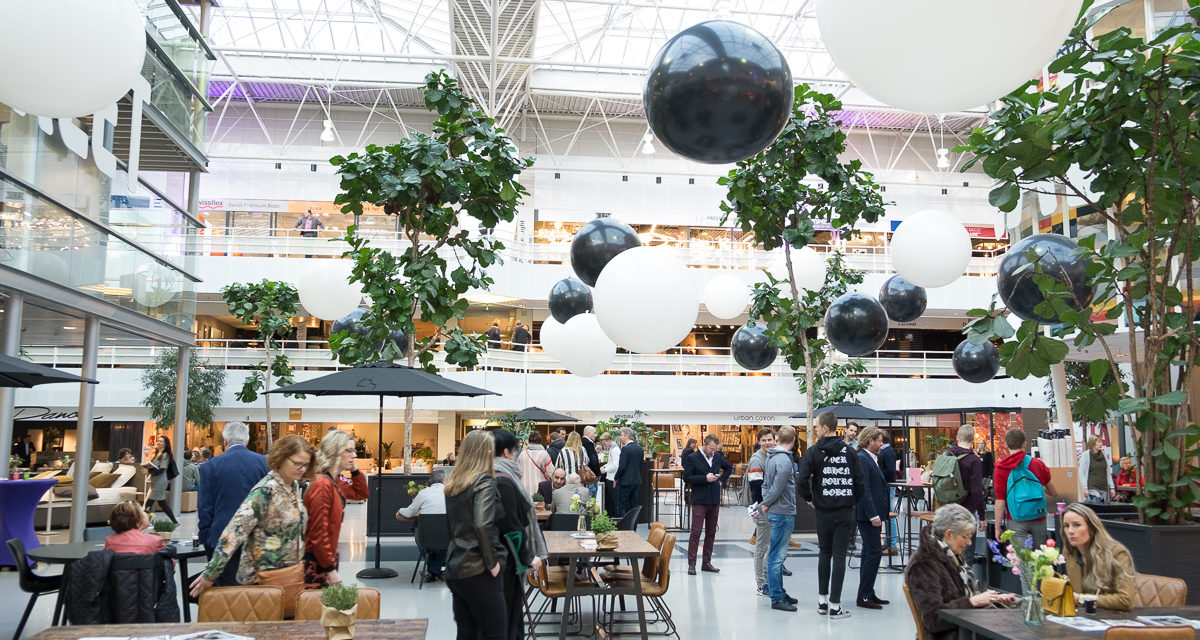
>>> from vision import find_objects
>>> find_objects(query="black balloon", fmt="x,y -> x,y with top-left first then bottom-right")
643,20 -> 793,164
825,293 -> 889,357
331,308 -> 407,354
953,339 -> 1000,384
548,278 -> 593,324
569,218 -> 641,286
731,322 -> 778,371
997,233 -> 1095,325
879,275 -> 927,323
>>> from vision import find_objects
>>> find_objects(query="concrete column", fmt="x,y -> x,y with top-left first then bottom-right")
0,292 -> 24,478
170,345 -> 190,513
69,316 -> 100,542
1050,362 -> 1074,438
436,412 -> 457,460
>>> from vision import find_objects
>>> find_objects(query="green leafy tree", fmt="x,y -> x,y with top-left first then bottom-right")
807,358 -> 872,409
329,70 -> 532,472
496,413 -> 536,449
720,84 -> 887,444
958,2 -> 1200,524
221,279 -> 303,448
139,348 -> 227,438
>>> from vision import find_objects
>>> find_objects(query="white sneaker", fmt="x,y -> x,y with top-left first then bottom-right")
757,584 -> 770,598
829,606 -> 851,619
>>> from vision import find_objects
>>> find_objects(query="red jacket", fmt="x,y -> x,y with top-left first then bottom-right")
993,451 -> 1051,522
303,471 -> 369,570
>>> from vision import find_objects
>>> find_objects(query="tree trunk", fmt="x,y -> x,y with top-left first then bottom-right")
801,331 -> 816,446
404,351 -> 416,474
263,353 -> 274,449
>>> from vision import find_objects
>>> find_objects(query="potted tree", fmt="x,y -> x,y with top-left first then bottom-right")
591,512 -> 619,550
958,3 -> 1200,600
319,582 -> 359,640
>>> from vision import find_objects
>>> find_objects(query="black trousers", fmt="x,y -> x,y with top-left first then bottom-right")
502,561 -> 524,640
447,570 -> 507,640
856,520 -> 882,601
815,506 -> 855,604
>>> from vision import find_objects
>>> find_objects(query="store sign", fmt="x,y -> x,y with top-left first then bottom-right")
13,406 -> 103,421
198,198 -> 290,212
889,220 -> 1005,239
289,408 -> 303,420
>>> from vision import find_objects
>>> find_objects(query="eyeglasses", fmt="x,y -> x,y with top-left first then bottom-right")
289,458 -> 311,469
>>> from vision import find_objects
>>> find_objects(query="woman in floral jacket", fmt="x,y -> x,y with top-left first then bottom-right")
190,435 -> 315,596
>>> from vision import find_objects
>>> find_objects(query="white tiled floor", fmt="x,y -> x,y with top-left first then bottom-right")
4,502 -> 919,639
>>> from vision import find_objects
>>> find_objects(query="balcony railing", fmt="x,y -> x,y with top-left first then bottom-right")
22,340 -> 980,380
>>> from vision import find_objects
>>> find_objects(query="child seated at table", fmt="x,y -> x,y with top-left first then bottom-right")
104,500 -> 166,555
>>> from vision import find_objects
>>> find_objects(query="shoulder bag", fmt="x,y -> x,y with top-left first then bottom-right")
1041,576 -> 1076,616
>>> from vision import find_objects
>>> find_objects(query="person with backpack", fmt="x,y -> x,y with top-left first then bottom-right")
930,426 -> 986,568
797,412 -> 864,620
993,428 -> 1057,548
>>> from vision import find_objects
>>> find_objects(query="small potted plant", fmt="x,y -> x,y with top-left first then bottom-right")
152,518 -> 177,542
531,492 -> 545,511
591,512 -> 618,550
319,582 -> 359,640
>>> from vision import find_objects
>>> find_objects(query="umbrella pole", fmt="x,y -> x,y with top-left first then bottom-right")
358,394 -> 398,579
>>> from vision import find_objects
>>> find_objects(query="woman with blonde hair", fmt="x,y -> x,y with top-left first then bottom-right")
1060,502 -> 1136,610
1078,436 -> 1116,503
303,429 -> 369,586
555,431 -> 584,475
190,435 -> 315,596
445,430 -> 507,639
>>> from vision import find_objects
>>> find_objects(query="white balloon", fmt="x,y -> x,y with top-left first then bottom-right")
593,247 -> 699,354
817,0 -> 1082,113
538,317 -> 566,358
890,210 -> 973,288
0,0 -> 145,118
791,247 -> 829,293
557,314 -> 616,377
703,273 -> 749,320
296,261 -> 363,320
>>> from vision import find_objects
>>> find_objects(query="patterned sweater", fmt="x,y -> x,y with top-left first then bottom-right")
201,470 -> 308,585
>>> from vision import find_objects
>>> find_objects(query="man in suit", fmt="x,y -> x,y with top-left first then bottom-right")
614,427 -> 643,518
512,323 -> 531,351
581,425 -> 602,496
13,434 -> 36,468
683,434 -> 733,575
538,468 -> 567,508
854,426 -> 890,610
197,421 -> 269,586
485,322 -> 502,349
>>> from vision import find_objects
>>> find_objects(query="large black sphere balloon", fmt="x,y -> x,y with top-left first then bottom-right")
569,218 -> 641,286
879,275 -> 927,323
331,308 -> 407,354
643,20 -> 793,164
387,328 -> 409,354
953,339 -> 1001,384
825,293 -> 889,357
731,322 -> 778,371
997,233 -> 1095,325
548,278 -> 593,324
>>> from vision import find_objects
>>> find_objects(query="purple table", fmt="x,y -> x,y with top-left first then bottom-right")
0,478 -> 57,566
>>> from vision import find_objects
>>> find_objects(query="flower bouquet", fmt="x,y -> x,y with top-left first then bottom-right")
569,491 -> 599,536
988,531 -> 1065,626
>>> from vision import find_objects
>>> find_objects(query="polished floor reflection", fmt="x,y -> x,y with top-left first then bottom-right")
5,502 -> 919,638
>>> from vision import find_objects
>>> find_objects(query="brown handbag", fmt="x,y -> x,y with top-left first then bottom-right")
1042,577 -> 1076,616
579,464 -> 597,485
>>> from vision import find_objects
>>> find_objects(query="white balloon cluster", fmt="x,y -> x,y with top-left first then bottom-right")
702,273 -> 750,320
0,0 -> 146,118
890,210 -> 972,288
296,261 -> 363,321
817,0 -> 1083,114
593,247 -> 699,354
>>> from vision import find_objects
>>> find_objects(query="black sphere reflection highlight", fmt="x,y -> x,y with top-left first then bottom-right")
825,293 -> 889,357
731,322 -> 778,370
953,339 -> 1001,384
997,233 -> 1095,325
879,275 -> 927,323
548,278 -> 594,324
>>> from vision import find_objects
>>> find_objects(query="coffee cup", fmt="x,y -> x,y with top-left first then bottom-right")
1082,594 -> 1098,614
1056,502 -> 1066,514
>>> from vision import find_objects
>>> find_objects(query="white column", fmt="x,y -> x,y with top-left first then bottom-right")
69,316 -> 100,542
0,292 -> 24,478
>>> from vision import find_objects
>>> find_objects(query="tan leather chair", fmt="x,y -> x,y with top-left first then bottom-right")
604,522 -> 667,582
294,588 -> 381,621
1133,573 -> 1188,607
602,533 -> 678,636
903,584 -> 929,640
1103,627 -> 1194,640
197,585 -> 284,622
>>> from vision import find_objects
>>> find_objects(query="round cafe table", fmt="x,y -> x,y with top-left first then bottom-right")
25,540 -> 105,564
0,478 -> 58,566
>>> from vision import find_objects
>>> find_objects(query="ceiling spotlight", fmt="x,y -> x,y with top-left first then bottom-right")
320,119 -> 336,143
641,132 -> 656,155
936,147 -> 951,169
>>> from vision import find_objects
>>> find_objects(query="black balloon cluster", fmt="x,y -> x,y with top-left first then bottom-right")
330,308 -> 408,355
997,233 -> 1095,325
952,339 -> 1000,384
825,293 -> 890,357
643,20 -> 793,164
569,218 -> 641,286
731,322 -> 778,370
548,278 -> 593,324
879,275 -> 927,323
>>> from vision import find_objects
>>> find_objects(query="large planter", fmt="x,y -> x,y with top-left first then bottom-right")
1101,518 -> 1200,605
366,473 -> 429,536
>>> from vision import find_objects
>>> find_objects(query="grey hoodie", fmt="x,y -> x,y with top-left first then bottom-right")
760,446 -> 797,516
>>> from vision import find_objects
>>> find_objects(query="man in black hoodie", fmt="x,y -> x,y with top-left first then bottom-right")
797,411 -> 864,620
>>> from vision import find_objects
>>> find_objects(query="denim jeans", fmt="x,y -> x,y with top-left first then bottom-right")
887,486 -> 900,548
766,513 -> 794,602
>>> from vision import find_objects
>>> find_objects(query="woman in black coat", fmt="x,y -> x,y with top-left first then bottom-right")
444,430 -> 507,640
492,429 -> 548,640
905,504 -> 1015,640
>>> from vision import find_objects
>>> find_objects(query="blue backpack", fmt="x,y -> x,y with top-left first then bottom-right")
1006,456 -> 1046,522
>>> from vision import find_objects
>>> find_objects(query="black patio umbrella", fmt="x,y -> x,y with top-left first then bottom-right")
790,402 -> 900,421
510,406 -> 579,423
0,353 -> 98,388
268,360 -> 498,579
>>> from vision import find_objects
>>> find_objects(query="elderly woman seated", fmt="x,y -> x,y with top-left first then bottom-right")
905,504 -> 1016,640
1061,502 -> 1136,611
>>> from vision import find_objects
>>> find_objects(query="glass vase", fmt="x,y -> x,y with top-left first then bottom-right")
577,512 -> 587,533
1019,572 -> 1044,626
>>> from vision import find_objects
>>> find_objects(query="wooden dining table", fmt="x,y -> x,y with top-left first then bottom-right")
939,605 -> 1200,639
543,530 -> 660,640
24,619 -> 428,640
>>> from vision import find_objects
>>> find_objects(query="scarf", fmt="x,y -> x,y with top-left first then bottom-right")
938,538 -> 976,597
494,456 -> 548,564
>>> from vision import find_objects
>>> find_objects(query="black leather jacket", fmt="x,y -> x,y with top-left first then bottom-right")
446,473 -> 507,579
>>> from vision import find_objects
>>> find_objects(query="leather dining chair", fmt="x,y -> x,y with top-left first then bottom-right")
196,585 -> 285,622
295,588 -> 381,620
